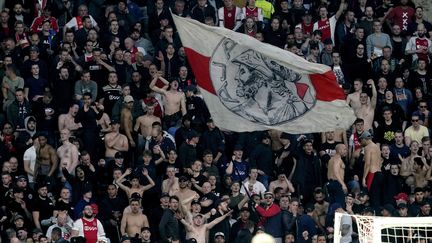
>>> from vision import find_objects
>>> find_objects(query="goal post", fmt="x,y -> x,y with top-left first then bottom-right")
334,212 -> 432,243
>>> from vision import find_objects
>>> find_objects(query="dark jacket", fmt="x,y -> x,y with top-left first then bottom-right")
159,209 -> 180,242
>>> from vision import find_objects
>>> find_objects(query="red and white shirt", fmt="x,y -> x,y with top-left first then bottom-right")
313,15 -> 337,43
73,217 -> 105,243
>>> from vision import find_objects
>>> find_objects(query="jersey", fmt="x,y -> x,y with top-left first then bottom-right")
313,15 -> 337,43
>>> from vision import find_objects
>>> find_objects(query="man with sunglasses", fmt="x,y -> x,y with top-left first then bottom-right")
404,114 -> 429,146
254,191 -> 283,243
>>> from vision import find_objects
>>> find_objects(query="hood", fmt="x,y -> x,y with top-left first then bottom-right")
24,116 -> 37,137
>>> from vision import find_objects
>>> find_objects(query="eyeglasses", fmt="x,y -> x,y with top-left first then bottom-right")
420,106 -> 427,108
412,119 -> 419,122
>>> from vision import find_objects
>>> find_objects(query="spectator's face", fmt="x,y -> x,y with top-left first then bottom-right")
415,191 -> 424,202
319,7 -> 328,18
381,146 -> 390,157
373,22 -> 382,33
356,45 -> 364,56
198,0 -> 206,7
31,65 -> 39,76
303,142 -> 313,153
418,61 -> 426,70
231,182 -> 240,192
398,207 -> 408,216
141,230 -> 151,240
110,21 -> 119,32
279,196 -> 290,209
202,182 -> 211,193
317,236 -> 327,243
421,204 -> 430,215
3,124 -> 13,135
411,117 -> 420,128
224,0 -> 233,8
83,205 -> 93,217
365,7 -> 373,18
131,201 -> 140,213
88,30 -> 97,41
392,25 -> 401,36
383,110 -> 392,121
175,1 -> 185,12
355,28 -> 364,39
285,234 -> 295,243
264,194 -> 274,205
293,0 -> 302,8
415,8 -> 423,19
271,19 -> 280,30
156,0 -> 164,9
10,158 -> 18,170
169,198 -> 179,210
78,6 -> 88,16
61,188 -> 70,199
355,122 -> 364,132
378,78 -> 387,90
1,174 -> 11,185
14,4 -> 23,14
249,169 -> 258,179
0,12 -> 8,22
215,236 -> 225,243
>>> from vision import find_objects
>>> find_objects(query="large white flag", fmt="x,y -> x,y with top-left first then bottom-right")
172,15 -> 356,133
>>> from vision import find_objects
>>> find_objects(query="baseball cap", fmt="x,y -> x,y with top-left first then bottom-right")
394,192 -> 409,202
214,232 -> 225,239
397,203 -> 408,209
14,214 -> 24,221
16,175 -> 28,181
234,144 -> 243,151
160,192 -> 170,199
123,95 -> 134,103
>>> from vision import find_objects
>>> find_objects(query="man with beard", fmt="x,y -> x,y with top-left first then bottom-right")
209,199 -> 232,242
159,196 -> 181,243
53,66 -> 75,114
405,24 -> 432,64
32,183 -> 55,232
174,176 -> 199,213
120,198 -> 149,239
99,184 -> 128,243
73,205 -> 106,243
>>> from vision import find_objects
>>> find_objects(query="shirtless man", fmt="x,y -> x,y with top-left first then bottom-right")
58,103 -> 82,132
179,212 -> 232,243
268,172 -> 295,194
121,95 -> 135,147
327,144 -> 348,205
35,133 -> 58,178
360,131 -> 383,211
149,73 -> 186,129
104,120 -> 129,158
134,102 -> 161,151
346,78 -> 363,113
356,79 -> 377,130
162,165 -> 180,195
57,129 -> 79,174
411,157 -> 432,188
120,198 -> 149,237
175,176 -> 199,213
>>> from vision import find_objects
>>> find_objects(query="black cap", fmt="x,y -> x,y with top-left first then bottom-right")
191,200 -> 200,206
206,117 -> 214,123
16,175 -> 27,181
115,152 -> 124,159
160,192 -> 170,198
179,176 -> 189,182
382,204 -> 395,213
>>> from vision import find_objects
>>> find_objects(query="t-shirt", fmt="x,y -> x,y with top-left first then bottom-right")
23,146 -> 36,183
2,76 -> 24,101
313,15 -> 337,43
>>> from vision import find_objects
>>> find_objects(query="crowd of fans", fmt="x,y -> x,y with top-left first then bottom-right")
0,0 -> 431,242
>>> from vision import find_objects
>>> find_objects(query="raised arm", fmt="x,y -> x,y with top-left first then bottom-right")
115,168 -> 132,194
141,168 -> 156,191
206,211 -> 232,229
149,73 -> 169,94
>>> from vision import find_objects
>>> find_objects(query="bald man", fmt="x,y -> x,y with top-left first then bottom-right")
252,233 -> 276,243
327,144 -> 348,205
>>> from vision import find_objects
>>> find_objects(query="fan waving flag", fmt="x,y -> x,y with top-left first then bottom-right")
172,14 -> 356,133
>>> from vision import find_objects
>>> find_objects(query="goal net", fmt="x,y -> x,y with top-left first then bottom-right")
334,212 -> 432,243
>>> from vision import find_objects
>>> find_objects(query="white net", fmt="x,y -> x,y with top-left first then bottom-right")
334,212 -> 432,243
